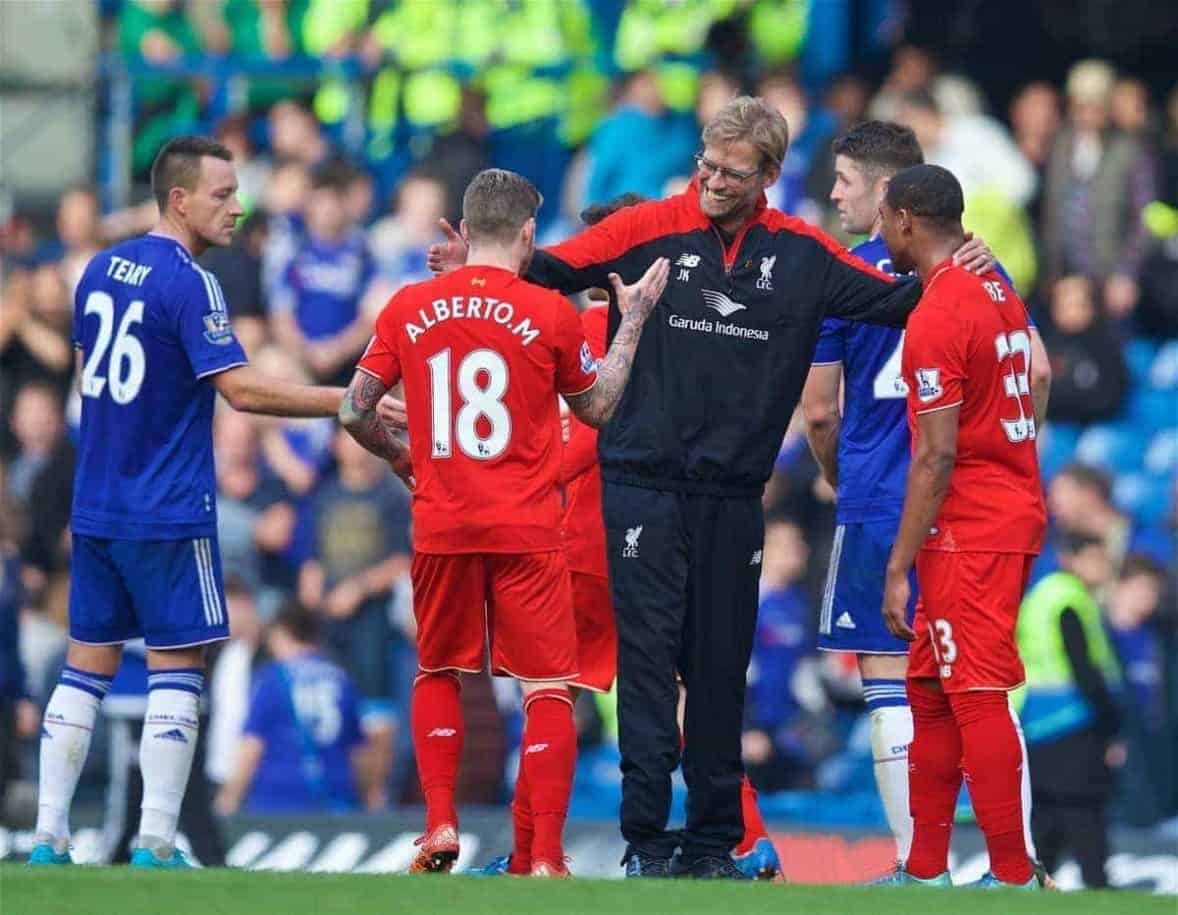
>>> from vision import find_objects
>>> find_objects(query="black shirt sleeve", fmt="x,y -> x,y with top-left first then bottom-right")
821,252 -> 922,328
1059,607 -> 1121,738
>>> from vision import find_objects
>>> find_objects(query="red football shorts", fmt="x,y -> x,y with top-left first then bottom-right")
908,550 -> 1035,692
569,571 -> 616,693
412,550 -> 578,682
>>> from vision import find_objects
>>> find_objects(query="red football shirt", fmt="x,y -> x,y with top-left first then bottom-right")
901,260 -> 1047,555
358,265 -> 598,554
561,305 -> 608,577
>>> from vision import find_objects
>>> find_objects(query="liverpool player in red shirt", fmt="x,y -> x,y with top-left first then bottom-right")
878,164 -> 1048,889
339,169 -> 669,877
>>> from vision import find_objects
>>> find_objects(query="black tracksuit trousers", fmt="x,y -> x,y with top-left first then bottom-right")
603,480 -> 763,859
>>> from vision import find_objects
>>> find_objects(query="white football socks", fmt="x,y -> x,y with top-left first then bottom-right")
870,703 -> 915,863
137,670 -> 203,848
35,668 -> 112,841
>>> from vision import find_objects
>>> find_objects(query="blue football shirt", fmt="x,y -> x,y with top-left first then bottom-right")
270,230 -> 374,340
813,237 -> 1023,524
71,234 -> 248,540
244,652 -> 365,813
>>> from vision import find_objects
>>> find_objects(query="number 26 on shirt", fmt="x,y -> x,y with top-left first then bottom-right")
79,291 -> 146,404
427,348 -> 512,461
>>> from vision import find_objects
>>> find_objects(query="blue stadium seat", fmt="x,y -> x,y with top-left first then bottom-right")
1073,422 -> 1145,474
1151,340 -> 1178,390
1146,428 -> 1178,476
1126,386 -> 1177,434
1113,472 -> 1174,525
1125,338 -> 1159,384
1038,422 -> 1080,480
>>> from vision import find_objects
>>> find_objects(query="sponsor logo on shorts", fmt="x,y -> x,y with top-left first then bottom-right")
835,612 -> 856,630
427,728 -> 457,738
750,549 -> 763,566
524,743 -> 549,755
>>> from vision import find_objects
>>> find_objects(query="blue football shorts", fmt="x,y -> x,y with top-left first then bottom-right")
69,534 -> 230,649
817,519 -> 917,655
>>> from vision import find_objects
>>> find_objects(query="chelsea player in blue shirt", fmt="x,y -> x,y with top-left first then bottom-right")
31,137 -> 349,869
800,122 -> 1052,876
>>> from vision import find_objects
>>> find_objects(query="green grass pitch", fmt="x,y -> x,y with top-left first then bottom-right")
2,865 -> 1171,915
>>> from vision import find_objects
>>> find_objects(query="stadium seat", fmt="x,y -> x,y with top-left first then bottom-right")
1073,422 -> 1147,474
1113,472 -> 1174,525
1151,340 -> 1178,390
1125,338 -> 1159,384
1038,422 -> 1081,481
1145,429 -> 1178,476
1126,387 -> 1177,434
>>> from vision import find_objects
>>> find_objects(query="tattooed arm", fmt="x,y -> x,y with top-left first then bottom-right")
339,370 -> 416,491
565,257 -> 669,428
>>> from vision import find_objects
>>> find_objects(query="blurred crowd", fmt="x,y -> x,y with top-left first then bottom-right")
1,1 -> 1176,836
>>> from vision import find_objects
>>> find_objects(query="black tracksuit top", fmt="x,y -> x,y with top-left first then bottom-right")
528,178 -> 922,498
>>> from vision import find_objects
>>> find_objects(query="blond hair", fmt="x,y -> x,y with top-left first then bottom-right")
701,96 -> 790,170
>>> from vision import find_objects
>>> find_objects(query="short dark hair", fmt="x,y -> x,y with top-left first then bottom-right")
1057,462 -> 1114,503
900,88 -> 939,115
885,164 -> 964,231
579,192 -> 649,227
1120,553 -> 1164,582
831,120 -> 924,180
462,169 -> 542,246
270,600 -> 320,646
310,156 -> 359,193
150,136 -> 233,212
1057,529 -> 1105,556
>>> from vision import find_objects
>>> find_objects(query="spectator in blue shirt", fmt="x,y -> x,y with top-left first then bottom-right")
585,69 -> 697,206
1107,555 -> 1174,826
743,517 -> 816,791
215,602 -> 377,815
270,159 -> 377,385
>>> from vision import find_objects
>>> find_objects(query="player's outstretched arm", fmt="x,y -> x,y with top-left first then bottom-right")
338,370 -> 416,491
882,405 -> 959,641
212,365 -> 345,418
565,257 -> 669,428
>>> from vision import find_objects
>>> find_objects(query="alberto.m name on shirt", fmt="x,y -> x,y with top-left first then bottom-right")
668,313 -> 769,342
405,296 -> 541,346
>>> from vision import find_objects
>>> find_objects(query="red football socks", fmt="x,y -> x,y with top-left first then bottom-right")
520,688 -> 576,866
949,690 -> 1032,885
905,678 -> 962,879
735,775 -> 769,856
411,672 -> 464,832
508,763 -> 533,874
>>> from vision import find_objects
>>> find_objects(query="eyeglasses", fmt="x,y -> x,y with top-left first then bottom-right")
694,154 -> 760,184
